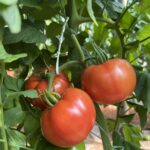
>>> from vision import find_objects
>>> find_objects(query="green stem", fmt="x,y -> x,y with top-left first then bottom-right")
60,60 -> 84,71
95,103 -> 112,150
78,17 -> 115,26
0,61 -> 8,150
47,72 -> 55,92
116,0 -> 139,25
114,103 -> 122,131
67,0 -> 80,30
115,26 -> 126,58
71,34 -> 85,61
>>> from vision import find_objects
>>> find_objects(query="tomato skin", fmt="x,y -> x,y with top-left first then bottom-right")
81,58 -> 136,104
25,68 -> 70,109
41,88 -> 96,147
43,142 -> 85,150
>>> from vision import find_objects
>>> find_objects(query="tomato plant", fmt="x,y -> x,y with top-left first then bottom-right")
0,0 -> 150,150
81,58 -> 136,104
25,67 -> 70,109
41,88 -> 96,147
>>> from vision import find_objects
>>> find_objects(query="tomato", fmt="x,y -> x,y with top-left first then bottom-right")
25,67 -> 70,109
81,58 -> 136,104
44,142 -> 85,150
40,88 -> 96,147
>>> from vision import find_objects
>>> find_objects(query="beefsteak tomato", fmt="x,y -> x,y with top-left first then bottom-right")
81,58 -> 136,104
25,67 -> 70,109
41,88 -> 96,147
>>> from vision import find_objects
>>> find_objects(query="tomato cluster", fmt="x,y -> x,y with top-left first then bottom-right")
25,59 -> 136,149
25,66 -> 96,148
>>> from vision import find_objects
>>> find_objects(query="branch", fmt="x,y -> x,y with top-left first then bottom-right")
115,27 -> 126,58
56,17 -> 69,74
71,34 -> 85,61
78,17 -> 115,26
0,61 -> 8,150
116,0 -> 139,25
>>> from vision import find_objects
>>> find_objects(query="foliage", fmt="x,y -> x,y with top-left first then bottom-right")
0,0 -> 150,150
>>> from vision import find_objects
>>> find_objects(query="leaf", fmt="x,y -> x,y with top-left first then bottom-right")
137,0 -> 150,14
127,102 -> 147,128
6,89 -> 38,99
4,75 -> 20,91
0,42 -> 27,63
94,103 -> 112,150
112,131 -> 124,149
107,119 -> 115,132
7,129 -> 27,149
46,22 -> 62,38
87,0 -> 98,26
3,22 -> 46,44
4,106 -> 26,127
1,5 -> 21,33
146,73 -> 150,112
122,124 -> 142,147
0,0 -> 17,5
137,24 -> 150,44
135,72 -> 150,112
18,0 -> 41,9
120,12 -> 136,31
117,114 -> 135,125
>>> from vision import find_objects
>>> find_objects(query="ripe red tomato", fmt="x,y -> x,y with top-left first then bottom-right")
41,88 -> 96,147
81,58 -> 136,104
25,67 -> 70,109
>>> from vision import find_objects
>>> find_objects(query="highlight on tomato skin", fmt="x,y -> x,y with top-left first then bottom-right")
25,67 -> 70,110
81,58 -> 137,104
40,88 -> 96,148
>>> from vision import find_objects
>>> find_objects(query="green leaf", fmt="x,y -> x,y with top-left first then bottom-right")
117,114 -> 135,125
94,103 -> 113,150
146,73 -> 150,112
112,131 -> 124,149
135,72 -> 150,112
4,106 -> 26,127
46,22 -> 62,38
37,137 -> 85,150
1,4 -> 21,33
87,0 -> 98,26
120,12 -> 136,31
0,42 -> 27,63
137,0 -> 150,14
18,0 -> 41,9
3,22 -> 46,44
4,75 -> 20,91
107,119 -> 115,132
122,124 -> 142,147
7,129 -> 27,149
137,24 -> 150,44
6,89 -> 38,99
128,102 -> 147,128
0,0 -> 17,5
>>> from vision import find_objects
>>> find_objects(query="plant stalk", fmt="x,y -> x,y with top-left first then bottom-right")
0,61 -> 8,150
71,34 -> 85,61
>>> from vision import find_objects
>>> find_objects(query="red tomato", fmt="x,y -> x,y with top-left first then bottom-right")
81,58 -> 136,104
41,88 -> 96,147
25,67 -> 70,109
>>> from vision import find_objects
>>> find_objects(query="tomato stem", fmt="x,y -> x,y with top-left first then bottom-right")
47,72 -> 55,92
42,92 -> 54,107
0,61 -> 9,150
56,17 -> 69,75
71,34 -> 85,62
60,60 -> 84,71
